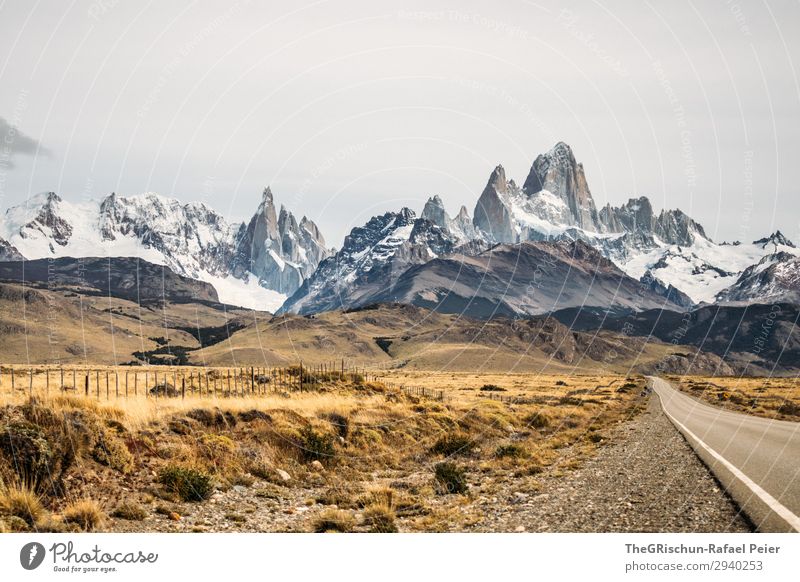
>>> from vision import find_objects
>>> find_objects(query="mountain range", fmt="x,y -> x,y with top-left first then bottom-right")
0,188 -> 328,310
1,141 -> 798,319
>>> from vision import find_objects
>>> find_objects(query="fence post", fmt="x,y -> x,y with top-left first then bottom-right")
181,378 -> 185,400
85,374 -> 89,397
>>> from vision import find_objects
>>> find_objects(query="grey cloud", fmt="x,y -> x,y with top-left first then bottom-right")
0,117 -> 51,168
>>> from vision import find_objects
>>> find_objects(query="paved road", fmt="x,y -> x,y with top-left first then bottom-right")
650,377 -> 800,532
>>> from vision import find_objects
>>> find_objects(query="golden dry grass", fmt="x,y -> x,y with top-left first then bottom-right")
0,367 -> 648,532
671,375 -> 800,421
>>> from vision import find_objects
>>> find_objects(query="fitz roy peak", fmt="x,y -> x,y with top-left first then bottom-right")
283,142 -> 800,315
0,188 -> 329,310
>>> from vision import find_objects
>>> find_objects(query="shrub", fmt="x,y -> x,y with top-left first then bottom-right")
430,432 -> 474,457
62,499 -> 104,531
525,411 -> 551,429
1,515 -> 31,532
299,426 -> 335,463
93,430 -> 134,474
0,485 -> 44,526
434,462 -> 467,495
187,408 -> 237,428
479,384 -> 506,392
323,412 -> 350,439
312,509 -> 354,533
495,443 -> 527,459
110,502 -> 147,521
777,401 -> 800,416
198,433 -> 238,473
158,465 -> 214,502
558,396 -> 583,406
363,503 -> 397,533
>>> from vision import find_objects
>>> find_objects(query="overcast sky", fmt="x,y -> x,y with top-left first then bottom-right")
0,0 -> 798,247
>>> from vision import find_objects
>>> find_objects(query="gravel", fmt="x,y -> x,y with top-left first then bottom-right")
108,395 -> 752,533
470,396 -> 752,532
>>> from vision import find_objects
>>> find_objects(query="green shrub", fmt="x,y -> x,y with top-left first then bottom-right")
93,430 -> 134,474
158,465 -> 214,502
299,426 -> 335,463
557,396 -> 583,406
434,462 -> 467,495
495,443 -> 527,459
430,432 -> 474,457
323,412 -> 350,439
525,411 -> 551,429
479,384 -> 506,392
110,502 -> 147,521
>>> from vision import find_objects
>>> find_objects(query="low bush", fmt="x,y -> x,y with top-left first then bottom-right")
495,443 -> 527,459
363,503 -> 397,533
430,432 -> 474,457
93,430 -> 134,474
299,426 -> 335,463
158,465 -> 214,502
0,485 -> 44,526
777,401 -> 800,416
198,433 -> 238,474
525,411 -> 551,429
110,502 -> 147,521
312,509 -> 354,533
323,412 -> 350,439
434,462 -> 467,495
62,499 -> 104,531
479,384 -> 506,392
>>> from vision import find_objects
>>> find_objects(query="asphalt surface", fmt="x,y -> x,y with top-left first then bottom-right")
650,376 -> 800,532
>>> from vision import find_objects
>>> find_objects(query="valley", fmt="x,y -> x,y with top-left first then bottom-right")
0,368 -> 763,533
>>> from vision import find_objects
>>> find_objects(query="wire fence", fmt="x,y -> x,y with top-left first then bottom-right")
0,361 -> 444,402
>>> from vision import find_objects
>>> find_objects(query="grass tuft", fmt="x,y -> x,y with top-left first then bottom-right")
62,499 -> 104,531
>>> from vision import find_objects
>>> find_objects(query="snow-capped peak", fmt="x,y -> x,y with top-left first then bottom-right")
754,230 -> 795,250
1,188 -> 330,311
